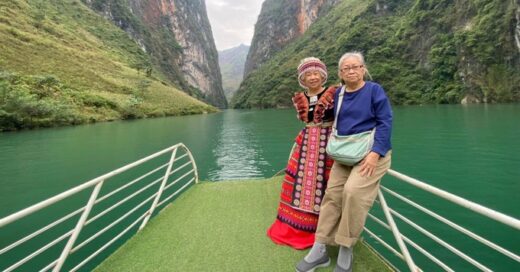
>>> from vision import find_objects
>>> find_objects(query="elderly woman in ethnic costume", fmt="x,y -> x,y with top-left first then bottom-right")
296,52 -> 393,272
267,57 -> 337,249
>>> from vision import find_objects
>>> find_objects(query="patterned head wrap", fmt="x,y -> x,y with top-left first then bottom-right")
297,57 -> 328,89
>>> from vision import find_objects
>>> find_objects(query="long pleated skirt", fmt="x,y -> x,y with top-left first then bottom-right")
267,124 -> 333,249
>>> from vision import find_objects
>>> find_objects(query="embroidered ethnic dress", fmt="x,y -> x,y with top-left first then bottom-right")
267,87 -> 335,249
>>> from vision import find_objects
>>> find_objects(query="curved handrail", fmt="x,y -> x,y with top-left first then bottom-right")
386,169 -> 520,230
2,160 -> 518,271
0,143 -> 198,272
365,168 -> 520,271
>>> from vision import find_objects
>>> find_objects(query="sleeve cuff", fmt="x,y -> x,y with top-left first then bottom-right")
371,146 -> 388,157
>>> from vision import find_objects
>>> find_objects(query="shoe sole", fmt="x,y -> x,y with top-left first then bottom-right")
295,258 -> 331,272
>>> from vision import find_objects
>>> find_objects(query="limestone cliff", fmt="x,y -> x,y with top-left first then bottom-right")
243,0 -> 341,78
232,0 -> 519,108
84,0 -> 227,108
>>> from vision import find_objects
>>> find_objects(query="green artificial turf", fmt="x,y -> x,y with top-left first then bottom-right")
94,177 -> 393,272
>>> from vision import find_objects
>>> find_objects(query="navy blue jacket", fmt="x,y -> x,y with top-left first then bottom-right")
333,81 -> 393,156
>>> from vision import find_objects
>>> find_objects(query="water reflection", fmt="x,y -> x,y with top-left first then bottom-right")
207,111 -> 268,180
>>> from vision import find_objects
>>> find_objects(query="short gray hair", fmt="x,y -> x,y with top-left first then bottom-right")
337,51 -> 372,80
338,52 -> 365,68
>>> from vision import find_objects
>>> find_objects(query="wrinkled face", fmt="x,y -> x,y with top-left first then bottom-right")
339,56 -> 365,85
302,70 -> 324,90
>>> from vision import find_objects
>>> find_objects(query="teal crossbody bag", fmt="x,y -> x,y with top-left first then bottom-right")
326,86 -> 375,166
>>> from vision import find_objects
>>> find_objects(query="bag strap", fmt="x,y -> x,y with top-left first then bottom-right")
332,86 -> 345,131
332,83 -> 377,137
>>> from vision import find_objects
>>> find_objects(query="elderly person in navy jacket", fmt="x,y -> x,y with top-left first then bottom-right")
296,51 -> 393,272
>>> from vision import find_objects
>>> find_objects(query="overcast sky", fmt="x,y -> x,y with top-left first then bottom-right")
206,0 -> 265,51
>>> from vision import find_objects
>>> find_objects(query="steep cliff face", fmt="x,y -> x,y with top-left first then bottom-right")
243,0 -> 341,78
0,0 -> 217,130
84,0 -> 227,108
165,0 -> 227,108
232,0 -> 519,108
393,0 -> 520,103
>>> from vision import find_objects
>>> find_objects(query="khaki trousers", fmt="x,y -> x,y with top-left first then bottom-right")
315,151 -> 392,247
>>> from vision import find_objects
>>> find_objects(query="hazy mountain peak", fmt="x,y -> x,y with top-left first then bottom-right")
218,44 -> 250,101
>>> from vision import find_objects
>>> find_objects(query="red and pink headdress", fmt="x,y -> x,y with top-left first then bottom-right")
297,57 -> 328,88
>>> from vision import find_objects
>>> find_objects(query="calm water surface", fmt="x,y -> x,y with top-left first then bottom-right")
0,105 -> 519,271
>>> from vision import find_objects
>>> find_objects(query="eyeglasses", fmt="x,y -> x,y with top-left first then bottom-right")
340,65 -> 364,72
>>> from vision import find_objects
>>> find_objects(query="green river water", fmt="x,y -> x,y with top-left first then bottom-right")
0,105 -> 519,271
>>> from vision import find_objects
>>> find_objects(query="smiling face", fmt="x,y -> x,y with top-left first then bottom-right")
339,56 -> 365,86
302,70 -> 324,91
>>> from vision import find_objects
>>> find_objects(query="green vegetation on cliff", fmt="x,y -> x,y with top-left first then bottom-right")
0,0 -> 215,131
231,0 -> 519,108
84,0 -> 188,90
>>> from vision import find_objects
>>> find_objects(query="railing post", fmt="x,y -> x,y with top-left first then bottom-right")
139,147 -> 178,230
52,181 -> 104,272
183,145 -> 199,184
378,190 -> 418,272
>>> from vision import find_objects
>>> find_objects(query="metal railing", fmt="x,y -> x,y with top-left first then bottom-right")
364,169 -> 520,271
0,143 -> 198,272
2,148 -> 519,272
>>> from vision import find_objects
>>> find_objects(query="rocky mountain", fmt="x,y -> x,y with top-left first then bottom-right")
84,0 -> 227,108
232,0 -> 519,108
243,0 -> 341,78
218,44 -> 249,100
0,0 -> 217,131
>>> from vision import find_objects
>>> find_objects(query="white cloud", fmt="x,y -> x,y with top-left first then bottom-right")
206,0 -> 264,50
208,0 -> 230,7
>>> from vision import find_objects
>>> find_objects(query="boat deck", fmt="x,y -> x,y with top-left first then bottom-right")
94,177 -> 393,271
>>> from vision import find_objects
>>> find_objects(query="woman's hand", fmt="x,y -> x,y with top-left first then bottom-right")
358,151 -> 380,177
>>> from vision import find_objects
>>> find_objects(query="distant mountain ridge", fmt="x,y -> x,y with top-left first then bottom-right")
218,44 -> 249,100
232,0 -> 519,108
